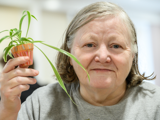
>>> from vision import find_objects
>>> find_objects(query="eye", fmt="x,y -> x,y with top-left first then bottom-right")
112,44 -> 121,49
86,43 -> 94,47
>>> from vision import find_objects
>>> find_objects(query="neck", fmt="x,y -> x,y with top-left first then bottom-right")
79,82 -> 127,106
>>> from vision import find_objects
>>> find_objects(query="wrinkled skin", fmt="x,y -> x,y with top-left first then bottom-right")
70,16 -> 134,106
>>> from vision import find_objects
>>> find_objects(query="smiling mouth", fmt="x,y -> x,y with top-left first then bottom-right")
91,69 -> 113,72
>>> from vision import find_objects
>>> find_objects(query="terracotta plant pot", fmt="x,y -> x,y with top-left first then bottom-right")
11,43 -> 34,67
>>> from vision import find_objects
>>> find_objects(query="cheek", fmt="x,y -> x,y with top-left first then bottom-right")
71,48 -> 94,69
114,54 -> 133,79
118,56 -> 132,67
71,54 -> 93,71
70,50 -> 95,81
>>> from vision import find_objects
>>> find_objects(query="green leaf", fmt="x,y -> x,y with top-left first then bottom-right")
8,51 -> 14,58
19,14 -> 27,30
9,28 -> 19,40
12,28 -> 18,32
19,14 -> 27,38
35,45 -> 76,105
22,10 -> 26,15
27,37 -> 34,41
3,47 -> 8,55
31,15 -> 38,21
12,30 -> 21,37
9,30 -> 21,44
20,37 -> 31,41
9,29 -> 13,40
41,42 -> 90,81
19,37 -> 30,44
8,40 -> 19,46
3,45 -> 14,62
0,30 -> 9,34
31,41 -> 44,43
2,56 -> 6,63
20,37 -> 43,44
0,35 -> 10,43
26,11 -> 31,37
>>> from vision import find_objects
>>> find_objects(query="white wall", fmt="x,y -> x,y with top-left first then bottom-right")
35,11 -> 68,85
126,10 -> 160,85
0,6 -> 22,69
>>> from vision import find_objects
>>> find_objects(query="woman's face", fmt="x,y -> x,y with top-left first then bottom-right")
70,16 -> 134,91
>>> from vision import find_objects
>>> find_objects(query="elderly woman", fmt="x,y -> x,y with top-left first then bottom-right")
0,2 -> 160,120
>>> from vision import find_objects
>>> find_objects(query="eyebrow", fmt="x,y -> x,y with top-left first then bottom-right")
108,35 -> 129,46
81,33 -> 98,41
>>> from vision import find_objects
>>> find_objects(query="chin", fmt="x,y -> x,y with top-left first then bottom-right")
88,78 -> 114,89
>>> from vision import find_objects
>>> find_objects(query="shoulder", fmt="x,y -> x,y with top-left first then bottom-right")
31,82 -> 72,100
20,82 -> 73,113
139,81 -> 160,94
34,82 -> 63,93
117,82 -> 160,120
18,82 -> 78,119
140,81 -> 160,89
130,81 -> 160,104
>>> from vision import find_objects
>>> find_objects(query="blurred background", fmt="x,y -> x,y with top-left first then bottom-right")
0,0 -> 160,86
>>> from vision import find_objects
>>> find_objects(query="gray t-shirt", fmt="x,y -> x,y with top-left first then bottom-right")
17,81 -> 160,120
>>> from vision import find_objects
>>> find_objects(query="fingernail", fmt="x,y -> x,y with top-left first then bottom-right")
34,70 -> 39,75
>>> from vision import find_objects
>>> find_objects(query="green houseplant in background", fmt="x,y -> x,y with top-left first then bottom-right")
0,10 -> 90,104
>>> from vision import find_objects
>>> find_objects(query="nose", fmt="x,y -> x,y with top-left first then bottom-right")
95,45 -> 111,63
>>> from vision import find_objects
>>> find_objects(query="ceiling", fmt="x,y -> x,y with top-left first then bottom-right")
0,0 -> 160,14
0,0 -> 160,24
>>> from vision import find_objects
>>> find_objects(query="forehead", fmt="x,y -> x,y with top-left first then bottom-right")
74,15 -> 130,42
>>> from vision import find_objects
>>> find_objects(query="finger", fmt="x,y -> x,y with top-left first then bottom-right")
18,93 -> 21,98
7,76 -> 37,89
4,68 -> 39,81
12,85 -> 30,97
4,84 -> 30,101
3,56 -> 30,73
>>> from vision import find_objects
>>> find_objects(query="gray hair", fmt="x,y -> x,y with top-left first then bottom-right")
66,2 -> 138,53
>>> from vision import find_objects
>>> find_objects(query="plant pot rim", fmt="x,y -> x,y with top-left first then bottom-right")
11,43 -> 34,53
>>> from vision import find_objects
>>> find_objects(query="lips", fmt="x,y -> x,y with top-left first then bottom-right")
91,68 -> 114,72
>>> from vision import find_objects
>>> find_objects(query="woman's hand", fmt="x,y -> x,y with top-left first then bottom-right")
0,56 -> 39,120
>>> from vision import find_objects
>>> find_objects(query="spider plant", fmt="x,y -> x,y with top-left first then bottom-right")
0,10 -> 90,104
